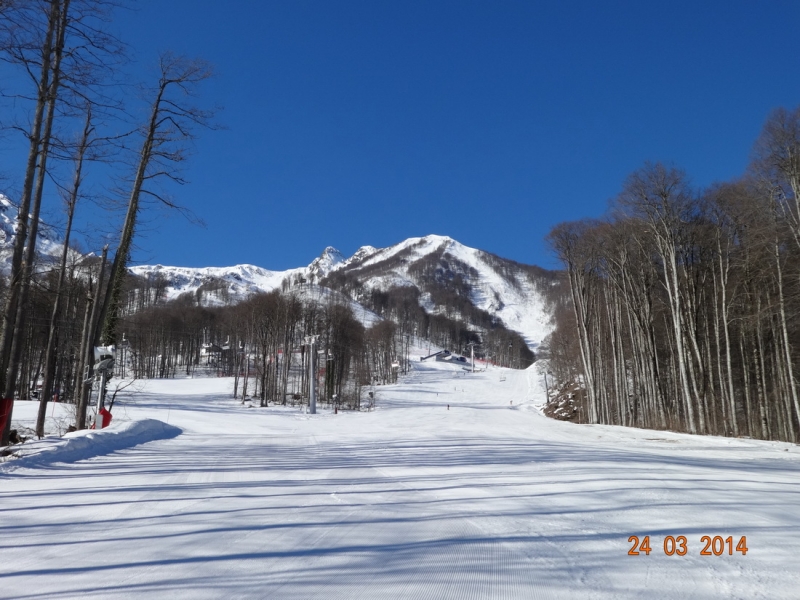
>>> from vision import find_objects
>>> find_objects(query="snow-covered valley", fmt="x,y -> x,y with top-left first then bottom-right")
2,356 -> 798,599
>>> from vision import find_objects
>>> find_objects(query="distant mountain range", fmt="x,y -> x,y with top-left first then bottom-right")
0,193 -> 555,351
129,235 -> 556,350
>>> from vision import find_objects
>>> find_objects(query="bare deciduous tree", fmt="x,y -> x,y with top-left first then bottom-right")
98,52 -> 215,348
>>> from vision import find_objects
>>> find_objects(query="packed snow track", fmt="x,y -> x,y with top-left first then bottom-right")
2,359 -> 799,599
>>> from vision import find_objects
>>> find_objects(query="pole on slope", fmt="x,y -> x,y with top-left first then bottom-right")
94,369 -> 107,429
544,370 -> 551,401
305,335 -> 319,414
466,342 -> 478,373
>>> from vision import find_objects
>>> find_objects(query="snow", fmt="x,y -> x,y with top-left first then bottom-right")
0,193 -> 75,273
2,355 -> 798,599
319,234 -> 554,350
127,263 -> 306,304
2,419 -> 181,471
354,235 -> 553,349
287,283 -> 383,328
345,234 -> 456,271
307,246 -> 345,279
128,234 -> 554,351
340,244 -> 379,268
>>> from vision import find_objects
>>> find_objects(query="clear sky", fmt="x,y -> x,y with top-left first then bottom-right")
4,0 -> 800,271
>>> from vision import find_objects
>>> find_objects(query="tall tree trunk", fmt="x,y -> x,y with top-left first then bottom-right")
97,84 -> 164,346
76,246 -> 108,430
35,107 -> 90,438
1,0 -> 68,445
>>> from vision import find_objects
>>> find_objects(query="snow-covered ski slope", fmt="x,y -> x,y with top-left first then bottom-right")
2,358 -> 799,599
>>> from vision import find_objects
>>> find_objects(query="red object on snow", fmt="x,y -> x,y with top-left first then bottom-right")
90,407 -> 113,430
0,398 -> 13,435
99,408 -> 113,428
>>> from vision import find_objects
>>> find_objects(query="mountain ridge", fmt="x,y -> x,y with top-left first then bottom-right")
129,234 -> 556,351
0,192 -> 553,351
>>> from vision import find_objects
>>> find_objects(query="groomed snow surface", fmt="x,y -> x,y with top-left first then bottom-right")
2,357 -> 799,599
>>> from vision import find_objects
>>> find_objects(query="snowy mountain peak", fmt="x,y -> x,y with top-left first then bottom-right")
421,234 -> 454,246
341,245 -> 379,269
0,193 -> 67,271
316,234 -> 554,350
307,246 -> 345,279
1,194 -> 18,241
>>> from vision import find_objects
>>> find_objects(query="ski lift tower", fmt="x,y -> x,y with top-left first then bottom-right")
467,342 -> 479,373
304,335 -> 319,414
119,334 -> 130,378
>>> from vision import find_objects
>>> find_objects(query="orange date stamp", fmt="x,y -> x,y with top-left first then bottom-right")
628,535 -> 748,556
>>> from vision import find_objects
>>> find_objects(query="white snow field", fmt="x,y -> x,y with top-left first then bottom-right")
2,359 -> 799,599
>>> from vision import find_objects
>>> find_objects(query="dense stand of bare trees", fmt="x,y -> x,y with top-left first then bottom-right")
114,283 -> 406,411
0,0 -> 216,443
547,107 -> 800,443
1,264 -> 412,438
0,251 -> 105,437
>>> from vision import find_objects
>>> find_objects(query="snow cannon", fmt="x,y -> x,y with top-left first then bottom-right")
93,345 -> 116,374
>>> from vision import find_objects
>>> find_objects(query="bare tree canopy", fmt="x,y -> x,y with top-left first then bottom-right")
545,108 -> 800,443
0,2 -> 218,444
99,52 -> 216,347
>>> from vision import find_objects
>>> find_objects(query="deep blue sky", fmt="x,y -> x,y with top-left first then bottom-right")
5,0 -> 800,270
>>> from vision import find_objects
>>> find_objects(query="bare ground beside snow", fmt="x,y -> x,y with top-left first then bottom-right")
1,358 -> 799,599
